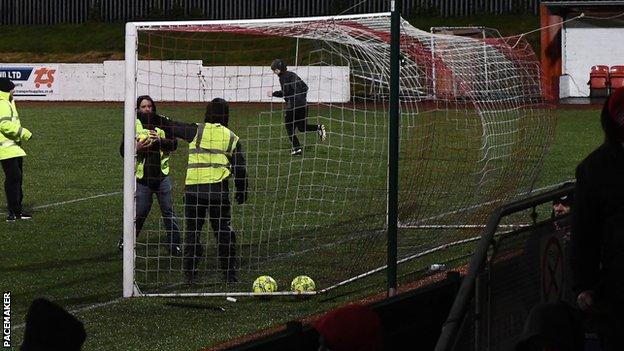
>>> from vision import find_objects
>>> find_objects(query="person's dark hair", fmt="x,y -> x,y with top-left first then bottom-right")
21,298 -> 86,351
553,181 -> 574,207
136,95 -> 157,114
271,58 -> 287,72
135,95 -> 158,128
204,98 -> 229,126
601,88 -> 624,144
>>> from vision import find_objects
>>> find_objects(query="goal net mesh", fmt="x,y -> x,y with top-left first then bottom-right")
127,13 -> 555,295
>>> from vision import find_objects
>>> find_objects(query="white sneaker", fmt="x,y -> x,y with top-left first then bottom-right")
291,148 -> 303,156
318,125 -> 327,141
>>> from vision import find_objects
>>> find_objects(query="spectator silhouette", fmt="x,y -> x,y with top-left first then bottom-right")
313,304 -> 383,351
515,302 -> 584,351
552,182 -> 574,242
570,87 -> 624,350
552,182 -> 573,219
21,298 -> 86,351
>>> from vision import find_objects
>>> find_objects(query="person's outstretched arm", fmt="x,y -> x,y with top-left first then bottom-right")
230,142 -> 248,205
139,112 -> 198,143
158,131 -> 178,152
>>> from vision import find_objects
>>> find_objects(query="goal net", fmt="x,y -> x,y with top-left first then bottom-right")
122,13 -> 555,297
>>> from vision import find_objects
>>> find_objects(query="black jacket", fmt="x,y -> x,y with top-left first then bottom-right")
570,103 -> 624,303
571,142 -> 624,290
514,302 -> 584,351
272,71 -> 308,111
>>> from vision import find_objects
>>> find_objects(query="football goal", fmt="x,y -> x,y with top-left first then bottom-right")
122,12 -> 555,297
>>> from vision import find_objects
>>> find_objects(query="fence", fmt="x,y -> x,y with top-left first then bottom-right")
435,183 -> 576,351
0,0 -> 540,25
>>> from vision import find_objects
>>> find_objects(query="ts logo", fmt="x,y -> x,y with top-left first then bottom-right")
33,67 -> 56,88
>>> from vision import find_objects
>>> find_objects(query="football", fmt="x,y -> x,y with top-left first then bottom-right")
252,275 -> 277,293
290,275 -> 315,293
136,130 -> 150,143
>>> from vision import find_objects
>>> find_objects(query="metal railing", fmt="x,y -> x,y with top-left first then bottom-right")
1,0 -> 540,25
434,182 -> 576,351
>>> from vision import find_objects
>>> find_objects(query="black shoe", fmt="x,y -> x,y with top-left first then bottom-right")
7,212 -> 31,221
291,147 -> 302,156
185,270 -> 198,284
224,270 -> 238,283
169,244 -> 182,257
318,124 -> 327,141
117,238 -> 123,251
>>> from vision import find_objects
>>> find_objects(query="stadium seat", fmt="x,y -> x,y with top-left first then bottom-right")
609,65 -> 624,90
588,65 -> 609,98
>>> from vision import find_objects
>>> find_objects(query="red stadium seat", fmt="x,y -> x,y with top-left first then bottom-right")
588,65 -> 610,98
609,65 -> 624,90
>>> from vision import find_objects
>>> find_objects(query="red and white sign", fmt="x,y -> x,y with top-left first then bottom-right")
541,236 -> 564,302
0,65 -> 59,98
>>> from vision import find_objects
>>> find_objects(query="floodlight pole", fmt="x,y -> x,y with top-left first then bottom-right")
387,0 -> 401,298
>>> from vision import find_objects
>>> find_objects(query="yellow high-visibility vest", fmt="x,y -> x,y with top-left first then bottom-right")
185,123 -> 238,185
0,91 -> 27,161
135,119 -> 170,179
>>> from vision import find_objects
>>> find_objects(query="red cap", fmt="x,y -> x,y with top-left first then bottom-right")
313,304 -> 383,351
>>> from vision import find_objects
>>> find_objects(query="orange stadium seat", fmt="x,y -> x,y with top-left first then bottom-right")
588,65 -> 610,98
609,65 -> 624,90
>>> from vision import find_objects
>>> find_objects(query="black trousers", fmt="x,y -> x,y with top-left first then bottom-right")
285,107 -> 320,149
183,181 -> 237,275
1,157 -> 23,214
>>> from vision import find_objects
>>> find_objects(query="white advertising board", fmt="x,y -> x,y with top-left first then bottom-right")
0,65 -> 60,98
0,61 -> 351,102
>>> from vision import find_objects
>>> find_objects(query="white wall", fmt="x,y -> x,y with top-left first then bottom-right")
0,61 -> 351,102
561,17 -> 624,98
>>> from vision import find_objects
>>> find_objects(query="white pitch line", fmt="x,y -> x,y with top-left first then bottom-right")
405,179 -> 574,226
8,181 -> 575,327
33,191 -> 121,210
1,191 -> 121,215
12,297 -> 124,331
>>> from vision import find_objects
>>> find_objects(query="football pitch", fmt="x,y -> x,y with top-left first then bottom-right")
2,103 -> 603,350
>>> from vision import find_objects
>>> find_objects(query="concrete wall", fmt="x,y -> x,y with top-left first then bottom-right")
0,61 -> 351,102
561,17 -> 624,98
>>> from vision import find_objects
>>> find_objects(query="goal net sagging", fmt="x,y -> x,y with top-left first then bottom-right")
123,13 -> 555,296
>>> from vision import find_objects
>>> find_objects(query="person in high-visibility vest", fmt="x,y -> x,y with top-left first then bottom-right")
118,95 -> 182,256
0,78 -> 33,222
144,98 -> 247,283
267,58 -> 326,156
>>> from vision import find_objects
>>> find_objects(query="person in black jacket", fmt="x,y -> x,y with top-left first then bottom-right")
267,59 -> 326,155
118,95 -> 182,256
570,88 -> 624,350
21,298 -> 86,351
514,302 -> 584,351
142,98 -> 248,283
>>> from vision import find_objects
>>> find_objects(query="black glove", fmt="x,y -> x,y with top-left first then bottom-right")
235,190 -> 247,205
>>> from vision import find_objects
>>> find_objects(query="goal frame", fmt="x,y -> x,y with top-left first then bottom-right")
121,7 -> 550,298
122,11 -> 399,298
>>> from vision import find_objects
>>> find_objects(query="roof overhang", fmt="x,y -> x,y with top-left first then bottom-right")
542,1 -> 624,5
542,1 -> 624,16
